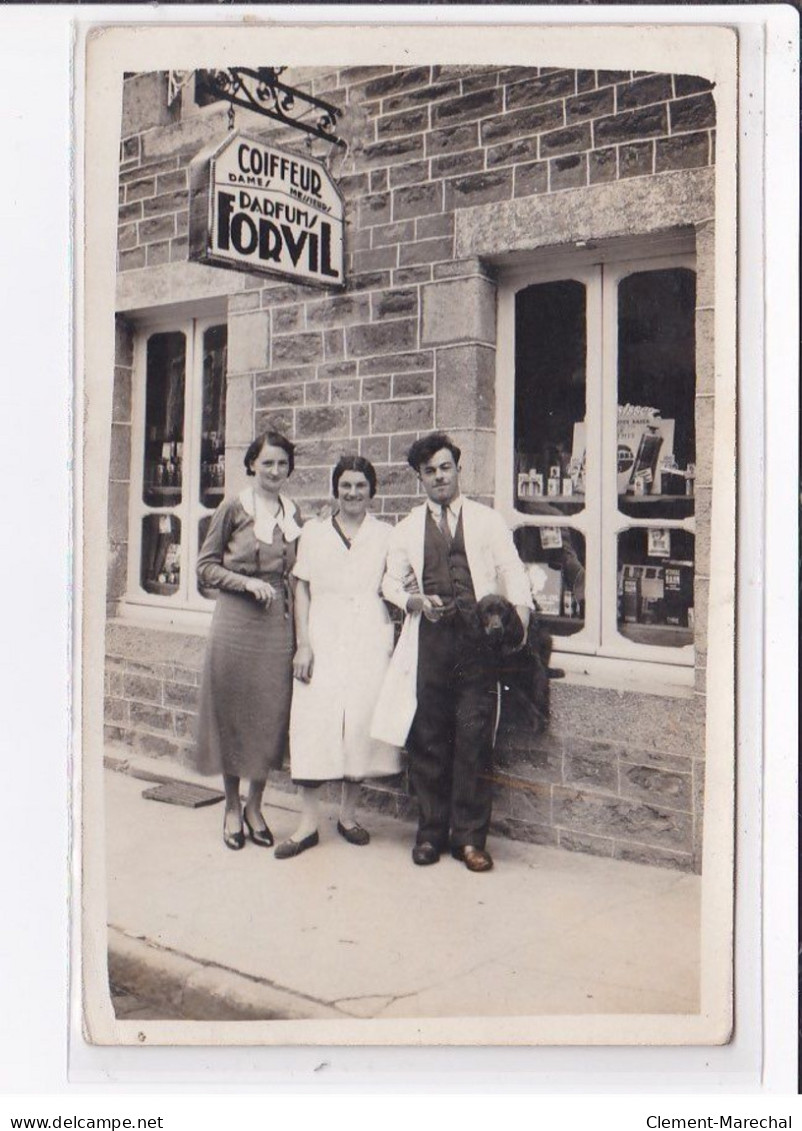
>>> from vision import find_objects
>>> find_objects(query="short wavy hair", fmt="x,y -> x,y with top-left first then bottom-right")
244,430 -> 295,477
331,454 -> 377,498
406,431 -> 462,473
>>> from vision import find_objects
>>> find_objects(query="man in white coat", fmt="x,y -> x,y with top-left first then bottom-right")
372,432 -> 533,872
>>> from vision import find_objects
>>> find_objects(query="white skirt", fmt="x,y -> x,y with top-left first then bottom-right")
289,593 -> 402,781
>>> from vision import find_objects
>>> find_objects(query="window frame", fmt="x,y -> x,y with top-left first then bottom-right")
126,312 -> 228,615
496,236 -> 697,687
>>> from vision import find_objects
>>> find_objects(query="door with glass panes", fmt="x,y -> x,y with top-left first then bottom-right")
127,317 -> 228,610
496,246 -> 697,682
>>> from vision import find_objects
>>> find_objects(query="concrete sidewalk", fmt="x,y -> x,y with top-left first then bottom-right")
105,749 -> 701,1022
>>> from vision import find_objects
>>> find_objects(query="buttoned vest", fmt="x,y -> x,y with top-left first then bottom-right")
421,508 -> 477,620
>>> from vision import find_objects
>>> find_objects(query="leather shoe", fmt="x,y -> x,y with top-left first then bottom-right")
274,830 -> 319,859
412,842 -> 440,866
223,827 -> 245,851
337,820 -> 370,846
223,812 -> 245,851
243,809 -> 274,848
451,845 -> 494,872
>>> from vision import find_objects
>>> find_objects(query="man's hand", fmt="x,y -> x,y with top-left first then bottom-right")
406,593 -> 447,621
293,645 -> 314,682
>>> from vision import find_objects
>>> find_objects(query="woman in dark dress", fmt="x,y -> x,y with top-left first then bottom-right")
192,431 -> 302,850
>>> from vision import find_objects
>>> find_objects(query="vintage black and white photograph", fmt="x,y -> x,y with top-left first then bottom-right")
80,21 -> 737,1046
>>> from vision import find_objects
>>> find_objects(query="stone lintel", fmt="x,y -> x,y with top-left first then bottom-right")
116,260 -> 248,318
455,167 -> 716,259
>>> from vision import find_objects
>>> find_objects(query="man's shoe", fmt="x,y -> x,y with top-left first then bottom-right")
337,820 -> 370,846
412,842 -> 441,866
451,845 -> 494,872
273,830 -> 319,859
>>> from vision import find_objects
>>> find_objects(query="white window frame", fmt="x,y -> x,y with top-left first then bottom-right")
496,236 -> 697,689
126,313 -> 227,615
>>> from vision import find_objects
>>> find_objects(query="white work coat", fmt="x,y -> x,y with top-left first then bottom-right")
370,497 -> 533,746
290,515 -> 402,780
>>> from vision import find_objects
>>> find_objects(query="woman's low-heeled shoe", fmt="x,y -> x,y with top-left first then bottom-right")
336,820 -> 370,846
223,820 -> 245,851
274,830 -> 319,859
243,809 -> 274,848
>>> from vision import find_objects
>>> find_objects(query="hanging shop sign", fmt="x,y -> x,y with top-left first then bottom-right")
189,132 -> 344,288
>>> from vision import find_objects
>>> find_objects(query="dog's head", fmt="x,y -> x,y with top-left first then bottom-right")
476,594 -> 517,647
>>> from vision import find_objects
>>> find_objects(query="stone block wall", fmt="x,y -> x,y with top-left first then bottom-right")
493,680 -> 705,871
107,66 -> 719,872
117,64 -> 715,509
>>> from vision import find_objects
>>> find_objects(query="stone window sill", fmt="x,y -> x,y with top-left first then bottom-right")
553,654 -> 696,699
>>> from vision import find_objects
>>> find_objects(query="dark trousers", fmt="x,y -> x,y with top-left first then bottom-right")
407,616 -> 498,850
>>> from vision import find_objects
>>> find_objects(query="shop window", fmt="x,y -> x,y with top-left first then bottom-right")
143,332 -> 185,510
617,269 -> 696,521
513,526 -> 586,637
514,280 -> 587,519
498,244 -> 697,678
617,527 -> 694,648
128,318 -> 227,611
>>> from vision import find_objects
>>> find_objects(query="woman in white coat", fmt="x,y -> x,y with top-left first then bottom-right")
274,456 -> 401,858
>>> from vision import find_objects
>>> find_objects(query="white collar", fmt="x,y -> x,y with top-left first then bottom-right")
239,487 -> 302,543
426,494 -> 463,520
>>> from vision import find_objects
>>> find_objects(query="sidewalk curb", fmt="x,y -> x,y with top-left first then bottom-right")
108,927 -> 347,1022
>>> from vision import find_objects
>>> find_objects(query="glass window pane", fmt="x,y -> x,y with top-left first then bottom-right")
513,526 -> 586,637
143,331 -> 186,507
617,268 -> 696,519
514,280 -> 587,517
196,516 -> 218,601
140,514 -> 181,596
200,324 -> 228,509
617,527 -> 694,648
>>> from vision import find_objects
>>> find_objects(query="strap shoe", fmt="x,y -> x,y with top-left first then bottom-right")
337,820 -> 370,846
274,830 -> 320,859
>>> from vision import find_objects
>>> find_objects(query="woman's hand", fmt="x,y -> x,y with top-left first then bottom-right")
293,645 -> 314,682
402,570 -> 421,595
245,578 -> 276,605
315,500 -> 339,521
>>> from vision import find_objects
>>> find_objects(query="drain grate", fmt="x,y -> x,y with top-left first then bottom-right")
141,782 -> 225,809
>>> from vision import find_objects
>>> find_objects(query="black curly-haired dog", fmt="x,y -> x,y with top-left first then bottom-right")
475,594 -> 562,735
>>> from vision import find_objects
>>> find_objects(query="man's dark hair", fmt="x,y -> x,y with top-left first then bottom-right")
406,432 -> 462,473
331,454 -> 378,498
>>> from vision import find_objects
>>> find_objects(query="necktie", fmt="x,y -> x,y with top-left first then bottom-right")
438,505 -> 452,545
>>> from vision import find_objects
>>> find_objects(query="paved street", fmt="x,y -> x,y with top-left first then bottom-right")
104,750 -> 701,1023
